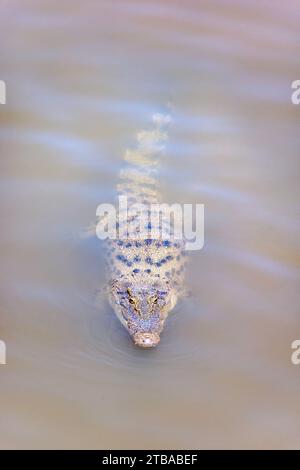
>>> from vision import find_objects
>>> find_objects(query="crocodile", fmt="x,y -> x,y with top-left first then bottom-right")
94,112 -> 187,348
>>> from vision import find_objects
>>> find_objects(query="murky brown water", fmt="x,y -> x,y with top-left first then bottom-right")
0,0 -> 300,449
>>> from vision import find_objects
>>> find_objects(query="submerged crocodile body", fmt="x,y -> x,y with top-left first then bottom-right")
100,112 -> 187,348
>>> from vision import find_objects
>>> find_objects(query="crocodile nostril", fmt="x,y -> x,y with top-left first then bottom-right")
133,332 -> 160,348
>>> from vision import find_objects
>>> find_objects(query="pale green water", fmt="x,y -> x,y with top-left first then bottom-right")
0,0 -> 299,449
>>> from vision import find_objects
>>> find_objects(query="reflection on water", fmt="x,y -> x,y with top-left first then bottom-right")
0,0 -> 299,449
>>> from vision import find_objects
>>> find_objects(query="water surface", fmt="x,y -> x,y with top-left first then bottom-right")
0,0 -> 299,449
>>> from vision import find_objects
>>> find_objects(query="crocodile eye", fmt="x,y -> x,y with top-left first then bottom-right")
127,288 -> 135,304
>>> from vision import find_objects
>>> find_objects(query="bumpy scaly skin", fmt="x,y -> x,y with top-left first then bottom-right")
104,113 -> 187,348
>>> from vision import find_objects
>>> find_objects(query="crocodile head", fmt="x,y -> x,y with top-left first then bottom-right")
111,281 -> 176,348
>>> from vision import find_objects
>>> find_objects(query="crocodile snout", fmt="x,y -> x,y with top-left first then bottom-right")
133,332 -> 160,348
